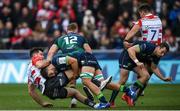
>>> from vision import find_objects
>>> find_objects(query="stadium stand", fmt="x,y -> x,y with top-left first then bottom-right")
0,0 -> 180,51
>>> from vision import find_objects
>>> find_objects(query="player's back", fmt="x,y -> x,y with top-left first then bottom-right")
140,14 -> 162,45
55,32 -> 87,54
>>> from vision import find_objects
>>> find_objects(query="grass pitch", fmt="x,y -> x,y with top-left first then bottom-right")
0,84 -> 180,110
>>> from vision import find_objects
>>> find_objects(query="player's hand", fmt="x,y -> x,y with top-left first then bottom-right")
42,102 -> 53,108
136,62 -> 144,69
123,41 -> 133,49
163,77 -> 172,82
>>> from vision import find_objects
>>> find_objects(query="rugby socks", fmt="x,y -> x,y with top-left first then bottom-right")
97,92 -> 108,103
120,85 -> 128,92
133,80 -> 144,91
91,77 -> 101,87
109,85 -> 127,103
94,74 -> 104,81
137,83 -> 147,98
84,99 -> 96,108
109,90 -> 119,103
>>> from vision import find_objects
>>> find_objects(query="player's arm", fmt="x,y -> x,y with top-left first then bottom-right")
125,24 -> 140,41
47,44 -> 59,61
35,60 -> 50,69
124,24 -> 140,49
83,43 -> 92,53
127,45 -> 144,68
150,62 -> 172,82
28,83 -> 53,107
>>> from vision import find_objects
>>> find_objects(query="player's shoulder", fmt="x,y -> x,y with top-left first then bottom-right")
142,14 -> 160,21
71,33 -> 84,38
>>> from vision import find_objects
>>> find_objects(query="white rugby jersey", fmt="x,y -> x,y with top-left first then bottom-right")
135,14 -> 162,45
27,62 -> 46,93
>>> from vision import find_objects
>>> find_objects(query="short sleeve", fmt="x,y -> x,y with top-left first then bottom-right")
81,35 -> 88,44
54,38 -> 59,46
134,19 -> 142,27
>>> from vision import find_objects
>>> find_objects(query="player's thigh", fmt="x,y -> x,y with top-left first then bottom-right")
65,87 -> 79,97
52,54 -> 69,71
81,66 -> 95,74
94,69 -> 102,76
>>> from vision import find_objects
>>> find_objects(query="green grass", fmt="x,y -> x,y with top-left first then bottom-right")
0,84 -> 180,110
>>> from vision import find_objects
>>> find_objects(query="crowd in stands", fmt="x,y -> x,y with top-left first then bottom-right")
0,0 -> 180,52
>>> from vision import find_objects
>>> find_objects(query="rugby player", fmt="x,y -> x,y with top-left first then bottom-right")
119,42 -> 171,106
47,23 -> 112,105
124,3 -> 162,48
47,23 -> 127,105
27,47 -> 109,109
110,3 -> 164,107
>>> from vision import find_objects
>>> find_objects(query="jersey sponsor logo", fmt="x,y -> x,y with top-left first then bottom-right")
122,65 -> 128,68
58,57 -> 66,65
87,60 -> 97,64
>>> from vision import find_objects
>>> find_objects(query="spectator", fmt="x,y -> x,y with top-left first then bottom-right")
82,10 -> 95,37
36,1 -> 54,29
12,2 -> 22,27
110,20 -> 128,49
163,28 -> 178,52
0,0 -> 180,50
46,18 -> 61,36
0,6 -> 11,23
19,7 -> 34,28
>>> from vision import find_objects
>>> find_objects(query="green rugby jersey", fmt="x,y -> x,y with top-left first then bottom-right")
54,32 -> 88,54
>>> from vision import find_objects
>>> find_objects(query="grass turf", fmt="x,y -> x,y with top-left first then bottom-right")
0,84 -> 180,110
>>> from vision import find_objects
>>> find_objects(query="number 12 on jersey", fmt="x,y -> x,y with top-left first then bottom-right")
64,36 -> 78,44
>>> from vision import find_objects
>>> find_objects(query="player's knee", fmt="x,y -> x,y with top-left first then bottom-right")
143,73 -> 150,81
119,79 -> 126,84
82,79 -> 91,86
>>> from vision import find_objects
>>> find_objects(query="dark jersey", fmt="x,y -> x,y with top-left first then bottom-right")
54,32 -> 88,54
119,41 -> 160,70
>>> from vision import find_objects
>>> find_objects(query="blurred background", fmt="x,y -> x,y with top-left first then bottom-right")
0,0 -> 180,83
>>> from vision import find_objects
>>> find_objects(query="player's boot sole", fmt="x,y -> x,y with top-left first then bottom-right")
100,76 -> 112,91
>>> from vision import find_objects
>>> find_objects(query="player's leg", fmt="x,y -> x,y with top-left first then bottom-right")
80,66 -> 109,104
109,51 -> 132,107
124,67 -> 150,106
109,68 -> 129,107
136,72 -> 152,100
94,69 -> 112,90
79,53 -> 110,104
52,54 -> 79,107
83,69 -> 112,102
66,87 -> 110,109
68,79 -> 78,108
65,87 -> 97,108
